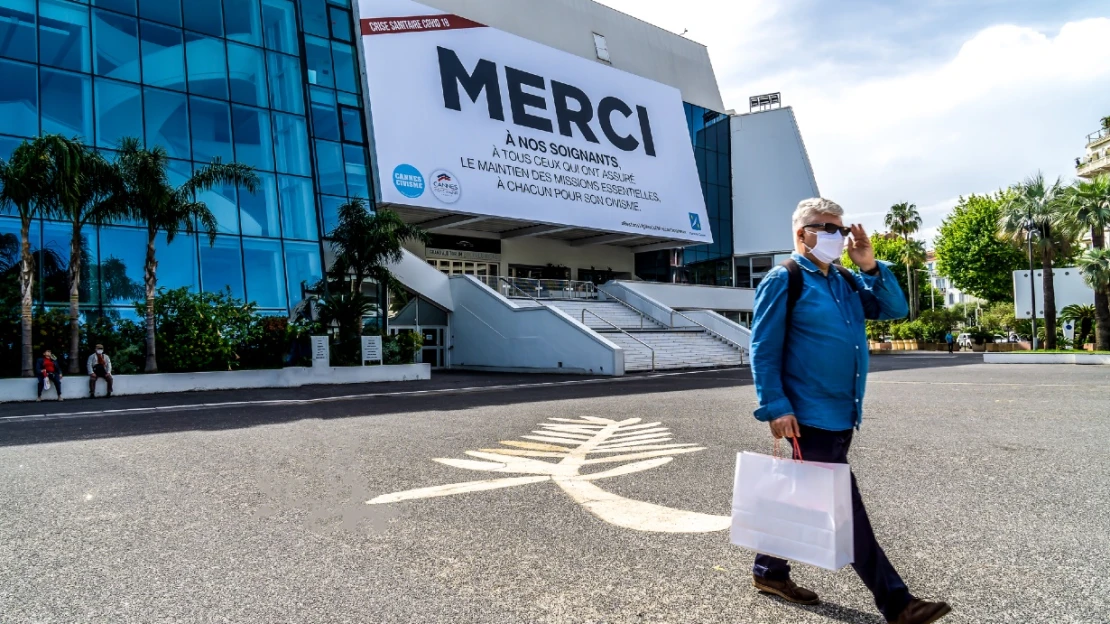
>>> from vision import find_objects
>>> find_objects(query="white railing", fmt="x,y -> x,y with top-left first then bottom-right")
477,276 -> 598,300
582,309 -> 655,371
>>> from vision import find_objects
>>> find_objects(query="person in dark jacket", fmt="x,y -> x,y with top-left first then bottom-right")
35,349 -> 63,401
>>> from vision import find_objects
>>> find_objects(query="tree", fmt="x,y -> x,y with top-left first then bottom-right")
884,202 -> 923,318
934,192 -> 1027,303
999,173 -> 1079,350
1060,304 -> 1096,348
326,199 -> 429,337
1077,248 -> 1110,350
1063,174 -> 1110,350
0,137 -> 64,377
42,139 -> 127,373
116,137 -> 258,373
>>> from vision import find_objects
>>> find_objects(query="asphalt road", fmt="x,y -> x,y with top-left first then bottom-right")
1,355 -> 1107,623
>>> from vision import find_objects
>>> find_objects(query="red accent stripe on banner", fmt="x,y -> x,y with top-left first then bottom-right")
361,14 -> 486,36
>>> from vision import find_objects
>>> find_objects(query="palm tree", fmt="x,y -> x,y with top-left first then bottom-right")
327,198 -> 429,337
43,139 -> 128,373
999,173 -> 1078,350
116,137 -> 259,373
1060,304 -> 1096,348
1077,249 -> 1110,350
1064,174 -> 1110,350
0,137 -> 60,377
885,202 -> 923,318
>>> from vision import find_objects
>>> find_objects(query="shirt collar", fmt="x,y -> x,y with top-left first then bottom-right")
791,252 -> 823,274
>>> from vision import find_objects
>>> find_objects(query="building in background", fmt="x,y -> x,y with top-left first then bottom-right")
925,251 -> 982,309
1076,123 -> 1110,180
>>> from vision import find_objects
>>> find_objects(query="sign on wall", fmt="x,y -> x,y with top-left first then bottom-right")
311,336 -> 330,368
357,0 -> 712,244
362,336 -> 384,364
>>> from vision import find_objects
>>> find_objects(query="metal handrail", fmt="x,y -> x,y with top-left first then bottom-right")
497,277 -> 544,306
581,309 -> 654,371
480,276 -> 598,299
598,289 -> 660,328
603,288 -> 748,363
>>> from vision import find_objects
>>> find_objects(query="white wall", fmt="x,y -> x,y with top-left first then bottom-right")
731,107 -> 820,256
405,232 -> 635,281
417,0 -> 725,111
387,248 -> 455,311
609,280 -> 755,312
448,276 -> 624,374
1013,268 -> 1095,319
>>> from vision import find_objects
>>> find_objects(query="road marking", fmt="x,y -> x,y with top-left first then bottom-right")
0,368 -> 748,424
367,416 -> 730,533
871,380 -> 1094,389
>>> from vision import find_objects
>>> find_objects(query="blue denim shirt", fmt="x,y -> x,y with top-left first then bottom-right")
751,253 -> 909,431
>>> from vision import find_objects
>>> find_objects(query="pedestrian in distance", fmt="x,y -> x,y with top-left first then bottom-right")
747,198 -> 952,624
945,331 -> 955,354
87,343 -> 114,398
35,349 -> 63,402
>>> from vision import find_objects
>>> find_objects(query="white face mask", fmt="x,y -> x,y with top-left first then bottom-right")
96,349 -> 104,355
805,232 -> 846,264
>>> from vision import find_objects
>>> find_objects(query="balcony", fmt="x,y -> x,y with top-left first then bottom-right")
1077,151 -> 1110,178
1087,126 -> 1110,149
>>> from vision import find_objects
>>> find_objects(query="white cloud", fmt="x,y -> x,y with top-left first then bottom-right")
595,3 -> 1110,244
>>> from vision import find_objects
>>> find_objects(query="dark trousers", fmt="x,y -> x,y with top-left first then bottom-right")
37,373 -> 62,398
753,425 -> 912,621
89,372 -> 113,395
947,342 -> 954,353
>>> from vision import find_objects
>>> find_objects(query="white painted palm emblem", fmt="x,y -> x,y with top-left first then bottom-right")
367,417 -> 730,533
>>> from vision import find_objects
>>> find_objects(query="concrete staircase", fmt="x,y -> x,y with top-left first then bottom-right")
544,300 -> 745,372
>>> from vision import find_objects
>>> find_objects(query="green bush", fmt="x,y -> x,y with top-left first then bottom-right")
239,315 -> 290,370
141,287 -> 255,373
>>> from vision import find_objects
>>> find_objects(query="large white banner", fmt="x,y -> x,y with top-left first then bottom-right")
357,0 -> 712,244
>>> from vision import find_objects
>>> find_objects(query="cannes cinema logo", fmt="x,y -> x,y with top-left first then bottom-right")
368,416 -> 729,533
429,169 -> 462,204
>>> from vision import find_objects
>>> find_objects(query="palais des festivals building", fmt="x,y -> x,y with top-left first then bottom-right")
0,0 -> 819,374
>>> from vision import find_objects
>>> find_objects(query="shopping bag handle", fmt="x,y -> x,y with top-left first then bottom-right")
772,437 -> 804,462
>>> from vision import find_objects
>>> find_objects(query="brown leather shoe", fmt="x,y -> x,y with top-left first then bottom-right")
752,575 -> 820,605
888,598 -> 952,624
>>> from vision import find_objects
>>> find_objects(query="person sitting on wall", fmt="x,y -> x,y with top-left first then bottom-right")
35,349 -> 63,402
87,343 -> 114,398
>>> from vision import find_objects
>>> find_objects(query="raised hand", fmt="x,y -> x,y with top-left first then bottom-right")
847,224 -> 878,273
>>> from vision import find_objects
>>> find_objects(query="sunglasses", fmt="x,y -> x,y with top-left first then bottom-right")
804,223 -> 852,236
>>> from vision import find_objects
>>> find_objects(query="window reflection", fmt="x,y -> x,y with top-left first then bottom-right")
231,105 -> 274,171
304,36 -> 333,88
344,144 -> 368,199
278,175 -> 317,241
239,172 -> 280,238
95,79 -> 143,148
272,112 -> 309,176
227,42 -> 268,107
1,0 -> 37,63
139,0 -> 181,27
224,0 -> 262,45
190,96 -> 233,163
243,238 -> 286,309
185,33 -> 229,100
39,0 -> 90,72
41,68 -> 92,140
310,88 -> 340,141
314,140 -> 345,196
157,231 -> 199,292
140,20 -> 185,91
285,241 -> 322,307
267,51 -> 304,114
145,88 -> 190,159
184,0 -> 223,37
332,42 -> 358,93
261,0 -> 297,54
0,60 -> 37,137
196,179 -> 239,235
200,235 -> 244,299
93,10 -> 140,83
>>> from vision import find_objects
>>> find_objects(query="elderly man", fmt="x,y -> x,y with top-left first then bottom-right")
747,198 -> 951,624
87,343 -> 114,398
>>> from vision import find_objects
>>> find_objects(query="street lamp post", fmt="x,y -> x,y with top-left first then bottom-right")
916,269 -> 936,311
1024,219 -> 1039,351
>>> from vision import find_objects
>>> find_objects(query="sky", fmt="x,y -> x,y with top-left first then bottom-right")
594,0 -> 1110,247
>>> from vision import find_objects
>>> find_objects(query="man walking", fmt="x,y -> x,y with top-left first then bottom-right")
945,331 -> 955,354
87,343 -> 114,398
747,198 -> 951,624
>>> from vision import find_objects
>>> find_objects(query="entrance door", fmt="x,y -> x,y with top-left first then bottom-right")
419,327 -> 447,368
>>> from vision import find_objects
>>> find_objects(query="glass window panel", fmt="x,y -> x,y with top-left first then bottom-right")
309,88 -> 339,141
223,0 -> 261,45
343,144 -> 368,199
189,96 -> 233,163
96,226 -> 146,304
200,235 -> 244,299
304,35 -> 332,87
227,42 -> 267,107
314,139 -> 344,196
94,78 -> 141,147
300,0 -> 327,37
267,51 -> 303,114
41,68 -> 92,141
39,0 -> 90,72
231,105 -> 273,171
144,87 -> 189,158
278,175 -> 317,241
185,33 -> 228,100
319,195 -> 343,238
339,106 -> 364,144
0,59 -> 37,137
139,0 -> 180,27
0,135 -> 21,161
336,91 -> 358,107
331,42 -> 358,93
261,0 -> 296,55
271,112 -> 309,176
140,20 -> 185,91
242,237 -> 286,308
167,158 -> 191,187
329,7 -> 352,42
183,0 -> 222,37
239,171 -> 279,237
93,10 -> 139,82
285,241 -> 321,308
93,0 -> 136,16
196,176 -> 238,234
40,221 -> 77,304
156,231 -> 198,291
0,0 -> 36,63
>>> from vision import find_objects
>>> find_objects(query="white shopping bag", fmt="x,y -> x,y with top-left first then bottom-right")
43,376 -> 51,391
730,445 -> 854,571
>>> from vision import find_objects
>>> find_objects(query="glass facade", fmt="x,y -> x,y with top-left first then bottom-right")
0,0 -> 367,314
680,103 -> 733,286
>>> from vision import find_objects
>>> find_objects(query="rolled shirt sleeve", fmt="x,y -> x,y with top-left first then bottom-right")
852,261 -> 909,321
750,269 -> 795,422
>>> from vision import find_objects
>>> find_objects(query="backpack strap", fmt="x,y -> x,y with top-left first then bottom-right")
834,264 -> 860,293
781,259 -> 803,335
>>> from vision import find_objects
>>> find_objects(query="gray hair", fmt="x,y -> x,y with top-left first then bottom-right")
792,198 -> 844,231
